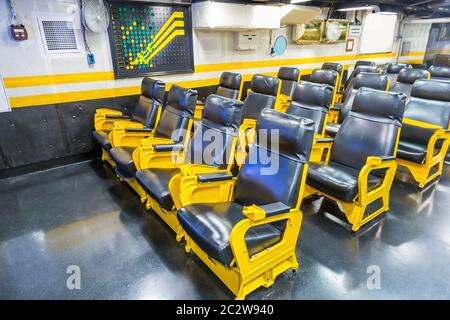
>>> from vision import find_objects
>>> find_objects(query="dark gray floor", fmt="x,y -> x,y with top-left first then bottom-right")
0,159 -> 449,300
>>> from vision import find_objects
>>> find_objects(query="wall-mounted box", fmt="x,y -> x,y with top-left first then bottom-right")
234,31 -> 259,51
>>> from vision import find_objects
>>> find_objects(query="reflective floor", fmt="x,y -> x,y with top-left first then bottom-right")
0,159 -> 449,299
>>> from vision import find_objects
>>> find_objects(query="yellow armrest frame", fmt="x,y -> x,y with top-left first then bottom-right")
397,118 -> 450,188
94,108 -> 128,131
182,164 -> 308,300
236,119 -> 257,167
310,138 -> 334,163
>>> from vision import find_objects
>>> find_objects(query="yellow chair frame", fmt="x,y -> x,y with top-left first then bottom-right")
305,132 -> 400,232
275,71 -> 301,112
178,164 -> 308,300
396,118 -> 450,188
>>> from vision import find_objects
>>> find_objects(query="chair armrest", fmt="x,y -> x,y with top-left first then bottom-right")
403,118 -> 443,130
153,144 -> 184,152
105,115 -> 130,120
197,172 -> 233,183
316,138 -> 334,144
196,100 -> 205,106
125,128 -> 153,133
242,202 -> 290,221
330,103 -> 342,111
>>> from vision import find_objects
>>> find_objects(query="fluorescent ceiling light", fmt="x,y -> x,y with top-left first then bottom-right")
291,0 -> 311,3
337,6 -> 374,12
376,11 -> 398,15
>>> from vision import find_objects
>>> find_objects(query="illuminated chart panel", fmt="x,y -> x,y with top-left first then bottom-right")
107,1 -> 194,79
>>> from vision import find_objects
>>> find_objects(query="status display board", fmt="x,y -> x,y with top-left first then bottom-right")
107,1 -> 194,79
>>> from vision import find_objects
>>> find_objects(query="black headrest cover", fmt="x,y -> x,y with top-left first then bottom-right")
411,79 -> 450,102
256,108 -> 315,163
397,69 -> 430,84
291,81 -> 333,110
354,65 -> 380,76
141,78 -> 165,103
310,69 -> 337,87
351,88 -> 406,125
322,62 -> 343,75
278,67 -> 300,82
387,63 -> 410,74
219,72 -> 242,90
355,61 -> 376,68
167,84 -> 198,114
353,73 -> 389,91
429,65 -> 450,79
203,94 -> 243,130
251,74 -> 280,96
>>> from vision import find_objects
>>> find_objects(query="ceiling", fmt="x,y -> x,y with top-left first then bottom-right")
191,0 -> 450,18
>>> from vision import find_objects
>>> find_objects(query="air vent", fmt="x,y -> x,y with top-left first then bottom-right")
38,17 -> 81,54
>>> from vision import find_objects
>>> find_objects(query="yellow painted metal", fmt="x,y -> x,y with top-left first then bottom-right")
396,118 -> 450,188
94,108 -> 124,131
182,164 -> 309,299
236,119 -> 257,167
305,156 -> 397,232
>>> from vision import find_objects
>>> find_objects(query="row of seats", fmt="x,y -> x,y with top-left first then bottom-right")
91,60 -> 450,300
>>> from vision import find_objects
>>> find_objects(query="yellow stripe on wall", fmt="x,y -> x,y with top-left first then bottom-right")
4,72 -> 115,89
7,66 -> 352,108
4,52 -> 395,89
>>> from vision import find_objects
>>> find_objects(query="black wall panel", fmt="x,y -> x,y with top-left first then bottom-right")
0,95 -> 139,170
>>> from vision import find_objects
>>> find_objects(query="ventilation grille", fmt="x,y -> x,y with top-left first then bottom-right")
38,18 -> 80,54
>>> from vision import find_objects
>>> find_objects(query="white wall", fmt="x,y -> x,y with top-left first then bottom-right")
0,0 -> 410,108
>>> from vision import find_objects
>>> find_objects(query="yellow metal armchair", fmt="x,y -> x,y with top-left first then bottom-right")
276,66 -> 300,112
396,79 -> 450,188
305,88 -> 407,232
93,78 -> 165,166
107,85 -> 198,202
133,95 -> 243,240
176,108 -> 315,299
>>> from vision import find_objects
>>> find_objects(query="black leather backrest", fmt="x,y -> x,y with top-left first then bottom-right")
216,72 -> 242,100
202,94 -> 243,130
339,73 -> 389,123
401,80 -> 450,146
392,69 -> 430,97
186,95 -> 243,168
322,62 -> 343,76
233,109 -> 315,207
291,81 -> 334,111
331,88 -> 406,170
286,81 -> 333,134
397,68 -> 430,84
343,65 -> 380,98
387,63 -> 410,74
141,77 -> 165,102
154,85 -> 198,141
131,78 -> 165,128
242,75 -> 278,120
250,74 -> 280,97
278,67 -> 300,81
353,72 -> 389,91
429,65 -> 450,80
411,79 -> 450,102
310,69 -> 338,87
355,61 -> 376,68
278,67 -> 300,97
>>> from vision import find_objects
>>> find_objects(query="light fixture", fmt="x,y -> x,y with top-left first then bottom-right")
376,11 -> 398,15
337,5 -> 375,12
290,0 -> 311,3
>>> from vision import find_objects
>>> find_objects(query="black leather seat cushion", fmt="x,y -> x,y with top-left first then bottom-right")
325,123 -> 340,137
178,202 -> 282,267
307,161 -> 382,202
93,130 -> 111,151
135,168 -> 180,211
109,147 -> 136,179
397,141 -> 427,164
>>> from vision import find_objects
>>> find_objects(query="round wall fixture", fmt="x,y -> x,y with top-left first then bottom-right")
271,35 -> 288,56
